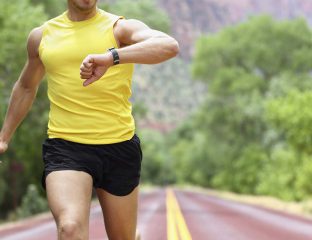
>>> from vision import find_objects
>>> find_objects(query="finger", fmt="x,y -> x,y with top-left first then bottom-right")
80,64 -> 93,72
80,69 -> 93,75
80,67 -> 93,73
83,61 -> 93,68
80,65 -> 93,73
80,73 -> 92,79
82,56 -> 94,66
83,76 -> 99,87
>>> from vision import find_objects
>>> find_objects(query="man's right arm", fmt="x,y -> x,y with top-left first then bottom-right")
0,27 -> 45,155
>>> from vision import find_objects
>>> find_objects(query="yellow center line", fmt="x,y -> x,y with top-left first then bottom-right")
167,191 -> 179,240
166,188 -> 192,240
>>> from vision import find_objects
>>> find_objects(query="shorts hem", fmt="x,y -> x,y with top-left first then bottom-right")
96,182 -> 140,196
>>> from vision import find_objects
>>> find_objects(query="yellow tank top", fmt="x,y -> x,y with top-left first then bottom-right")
39,9 -> 135,144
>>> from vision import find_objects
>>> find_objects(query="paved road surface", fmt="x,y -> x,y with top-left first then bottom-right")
1,188 -> 312,239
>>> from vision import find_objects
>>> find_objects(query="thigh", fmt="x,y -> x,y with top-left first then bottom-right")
46,170 -> 93,227
96,186 -> 139,240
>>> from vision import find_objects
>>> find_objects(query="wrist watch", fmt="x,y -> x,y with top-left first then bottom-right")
108,47 -> 120,65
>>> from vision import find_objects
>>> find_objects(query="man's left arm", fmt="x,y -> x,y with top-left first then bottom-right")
80,19 -> 179,86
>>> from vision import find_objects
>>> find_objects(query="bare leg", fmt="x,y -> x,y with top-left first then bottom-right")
96,187 -> 139,240
46,170 -> 93,240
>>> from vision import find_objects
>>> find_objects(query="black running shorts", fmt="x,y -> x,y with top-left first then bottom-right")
41,134 -> 143,196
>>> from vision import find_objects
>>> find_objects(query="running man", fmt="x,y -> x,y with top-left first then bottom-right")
0,0 -> 179,239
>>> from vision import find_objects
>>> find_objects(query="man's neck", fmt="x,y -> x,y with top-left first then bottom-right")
67,6 -> 97,21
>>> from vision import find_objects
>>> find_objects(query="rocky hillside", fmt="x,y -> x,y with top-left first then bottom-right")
157,0 -> 312,59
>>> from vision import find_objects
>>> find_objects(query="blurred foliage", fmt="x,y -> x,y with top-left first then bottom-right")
139,129 -> 175,185
167,16 -> 312,201
101,0 -> 170,32
266,90 -> 312,154
132,102 -> 148,121
0,1 -> 46,86
0,0 -> 48,220
256,146 -> 299,200
132,59 -> 205,126
14,184 -> 48,219
30,0 -> 66,17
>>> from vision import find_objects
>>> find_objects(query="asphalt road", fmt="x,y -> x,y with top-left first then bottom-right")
1,188 -> 312,240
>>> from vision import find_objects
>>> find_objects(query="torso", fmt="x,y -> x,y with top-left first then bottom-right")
38,9 -> 135,144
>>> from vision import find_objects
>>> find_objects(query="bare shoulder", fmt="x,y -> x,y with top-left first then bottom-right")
114,19 -> 159,46
114,19 -> 149,36
27,26 -> 44,57
115,19 -> 149,30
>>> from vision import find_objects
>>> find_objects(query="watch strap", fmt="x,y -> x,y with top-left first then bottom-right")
108,47 -> 120,65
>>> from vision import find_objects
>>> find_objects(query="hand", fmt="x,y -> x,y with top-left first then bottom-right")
0,140 -> 8,164
80,53 -> 114,87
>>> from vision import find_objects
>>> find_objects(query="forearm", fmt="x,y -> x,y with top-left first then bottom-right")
0,81 -> 38,143
80,20 -> 180,86
117,36 -> 179,64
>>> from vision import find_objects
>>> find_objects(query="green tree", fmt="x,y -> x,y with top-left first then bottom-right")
295,154 -> 312,199
15,184 -> 48,219
256,146 -> 300,200
0,0 -> 48,219
266,90 -> 312,154
171,16 -> 312,198
171,131 -> 217,186
101,0 -> 170,32
260,89 -> 312,200
30,0 -> 66,18
139,129 -> 175,185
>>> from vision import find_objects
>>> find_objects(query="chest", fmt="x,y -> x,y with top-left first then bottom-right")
40,25 -> 114,72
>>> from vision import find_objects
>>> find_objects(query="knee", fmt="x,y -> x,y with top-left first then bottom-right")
58,220 -> 85,240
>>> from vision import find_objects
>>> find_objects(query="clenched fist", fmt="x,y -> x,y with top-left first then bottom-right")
80,53 -> 114,87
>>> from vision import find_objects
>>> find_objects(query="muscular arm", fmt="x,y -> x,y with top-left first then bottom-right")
80,19 -> 179,86
0,27 -> 45,154
114,19 -> 179,64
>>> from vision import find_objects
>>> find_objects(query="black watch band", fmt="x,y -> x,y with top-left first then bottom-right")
108,47 -> 120,65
